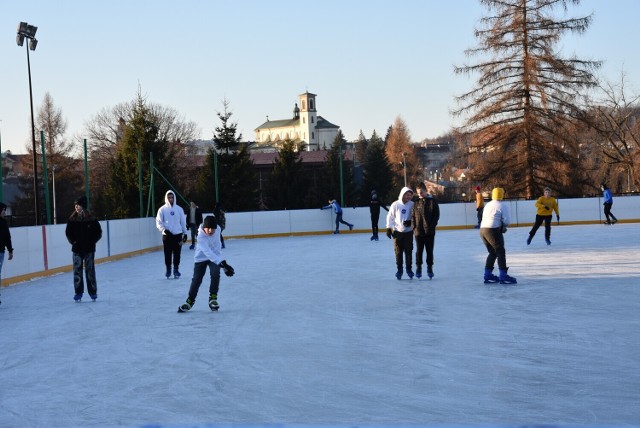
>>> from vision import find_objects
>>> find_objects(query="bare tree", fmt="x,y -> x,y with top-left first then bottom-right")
454,0 -> 600,198
587,74 -> 640,192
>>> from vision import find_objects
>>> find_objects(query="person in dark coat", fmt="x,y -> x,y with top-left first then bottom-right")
0,202 -> 14,305
187,199 -> 203,249
213,202 -> 227,248
65,196 -> 102,302
411,182 -> 440,279
369,190 -> 388,241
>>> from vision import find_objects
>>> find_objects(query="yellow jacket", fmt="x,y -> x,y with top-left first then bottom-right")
535,196 -> 559,216
476,192 -> 484,209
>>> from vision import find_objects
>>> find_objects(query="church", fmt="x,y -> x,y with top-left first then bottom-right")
253,91 -> 340,152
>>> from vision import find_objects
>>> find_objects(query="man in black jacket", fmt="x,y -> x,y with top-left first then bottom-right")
411,182 -> 440,279
65,196 -> 102,302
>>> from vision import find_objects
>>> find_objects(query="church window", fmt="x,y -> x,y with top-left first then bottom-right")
312,132 -> 315,140
310,99 -> 314,110
311,116 -> 314,123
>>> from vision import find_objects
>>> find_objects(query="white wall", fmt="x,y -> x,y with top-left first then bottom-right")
3,195 -> 638,284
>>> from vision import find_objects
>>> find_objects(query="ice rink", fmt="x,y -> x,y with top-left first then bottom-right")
1,223 -> 639,427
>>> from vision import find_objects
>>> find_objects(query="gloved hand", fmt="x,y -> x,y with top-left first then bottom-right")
182,234 -> 188,243
220,260 -> 235,277
556,215 -> 560,224
501,225 -> 508,233
386,228 -> 393,239
403,220 -> 411,227
163,230 -> 173,236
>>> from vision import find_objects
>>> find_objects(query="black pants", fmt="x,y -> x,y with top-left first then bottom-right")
480,227 -> 507,271
476,207 -> 484,226
73,252 -> 97,296
529,214 -> 552,240
188,260 -> 221,301
393,231 -> 414,270
335,213 -> 351,231
604,202 -> 617,222
189,224 -> 198,245
415,233 -> 435,267
371,213 -> 380,237
162,233 -> 183,271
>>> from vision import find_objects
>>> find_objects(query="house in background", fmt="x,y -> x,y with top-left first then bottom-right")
253,92 -> 340,152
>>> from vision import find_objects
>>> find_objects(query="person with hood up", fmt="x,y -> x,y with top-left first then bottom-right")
369,190 -> 388,241
480,187 -> 516,284
65,195 -> 102,302
412,182 -> 440,279
600,183 -> 618,225
386,186 -> 415,280
156,190 -> 189,279
321,199 -> 354,234
178,215 -> 235,312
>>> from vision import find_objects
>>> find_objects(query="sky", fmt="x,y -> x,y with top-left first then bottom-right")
1,224 -> 639,426
2,0 -> 640,155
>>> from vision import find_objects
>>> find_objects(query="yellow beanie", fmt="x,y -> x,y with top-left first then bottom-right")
492,187 -> 505,201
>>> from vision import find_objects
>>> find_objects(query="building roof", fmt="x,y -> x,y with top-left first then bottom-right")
315,116 -> 339,129
254,118 -> 299,131
250,149 -> 354,166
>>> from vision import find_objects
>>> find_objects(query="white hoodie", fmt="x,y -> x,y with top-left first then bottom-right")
386,186 -> 415,232
194,224 -> 224,264
155,190 -> 188,235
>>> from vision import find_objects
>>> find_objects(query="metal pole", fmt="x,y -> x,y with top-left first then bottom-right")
214,149 -> 219,204
26,42 -> 40,225
138,148 -> 143,217
84,139 -> 89,210
339,142 -> 344,206
52,165 -> 57,224
402,152 -> 407,187
40,130 -> 51,224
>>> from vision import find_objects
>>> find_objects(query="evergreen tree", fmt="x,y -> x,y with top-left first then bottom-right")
454,0 -> 600,198
362,130 -> 394,204
266,140 -> 307,210
321,131 -> 357,206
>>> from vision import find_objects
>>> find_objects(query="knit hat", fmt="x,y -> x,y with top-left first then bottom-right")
0,202 -> 6,211
475,186 -> 481,192
75,195 -> 87,209
491,187 -> 505,201
203,215 -> 217,229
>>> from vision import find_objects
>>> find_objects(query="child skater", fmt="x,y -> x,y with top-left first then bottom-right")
178,216 -> 235,312
321,199 -> 354,234
386,186 -> 415,280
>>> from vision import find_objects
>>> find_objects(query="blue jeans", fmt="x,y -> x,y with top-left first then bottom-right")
187,260 -> 221,301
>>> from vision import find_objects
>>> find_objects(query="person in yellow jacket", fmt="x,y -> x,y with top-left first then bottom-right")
474,186 -> 485,228
527,187 -> 560,245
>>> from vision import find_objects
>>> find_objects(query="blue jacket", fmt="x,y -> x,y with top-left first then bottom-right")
603,188 -> 613,204
322,200 -> 342,214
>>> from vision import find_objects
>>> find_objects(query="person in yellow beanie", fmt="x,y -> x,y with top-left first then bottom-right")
479,187 -> 516,284
527,187 -> 560,245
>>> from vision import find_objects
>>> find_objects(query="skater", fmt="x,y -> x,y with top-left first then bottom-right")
386,186 -> 415,280
527,187 -> 560,245
187,199 -> 203,250
65,196 -> 103,301
213,202 -> 226,248
0,202 -> 14,306
321,199 -> 353,234
480,187 -> 516,284
412,183 -> 439,279
474,186 -> 484,228
601,183 -> 618,225
178,216 -> 235,312
156,190 -> 189,279
369,190 -> 388,241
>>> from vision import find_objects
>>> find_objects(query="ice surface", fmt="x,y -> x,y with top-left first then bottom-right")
1,224 -> 639,427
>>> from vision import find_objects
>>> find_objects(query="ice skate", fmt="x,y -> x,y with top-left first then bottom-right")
178,298 -> 194,312
427,265 -> 434,279
406,268 -> 414,279
415,266 -> 422,279
208,294 -> 219,311
499,268 -> 517,284
165,268 -> 171,279
395,269 -> 403,280
173,268 -> 181,279
545,239 -> 551,245
90,294 -> 97,301
484,268 -> 499,284
73,293 -> 83,302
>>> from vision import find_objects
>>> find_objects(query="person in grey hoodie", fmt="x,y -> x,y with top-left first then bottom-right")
156,190 -> 189,279
386,186 -> 415,280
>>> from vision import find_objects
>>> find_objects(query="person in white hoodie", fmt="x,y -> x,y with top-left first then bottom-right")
386,186 -> 415,280
479,187 -> 517,284
156,190 -> 189,279
177,216 -> 235,312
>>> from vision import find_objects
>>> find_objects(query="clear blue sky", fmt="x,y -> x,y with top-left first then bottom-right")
2,0 -> 639,155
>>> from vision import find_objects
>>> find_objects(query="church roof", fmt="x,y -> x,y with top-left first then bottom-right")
254,115 -> 339,131
315,116 -> 339,129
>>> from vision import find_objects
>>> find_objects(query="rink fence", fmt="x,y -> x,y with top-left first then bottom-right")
2,195 -> 638,286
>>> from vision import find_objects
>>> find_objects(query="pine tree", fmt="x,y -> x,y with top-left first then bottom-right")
266,140 -> 307,210
454,0 -> 600,198
362,130 -> 394,204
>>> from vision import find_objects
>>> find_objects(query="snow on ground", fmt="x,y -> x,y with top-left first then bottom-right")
1,223 -> 639,427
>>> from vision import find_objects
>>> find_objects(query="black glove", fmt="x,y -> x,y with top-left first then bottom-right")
163,230 -> 173,236
501,225 -> 508,233
403,220 -> 411,227
556,215 -> 560,224
182,234 -> 188,243
220,260 -> 235,277
386,228 -> 393,239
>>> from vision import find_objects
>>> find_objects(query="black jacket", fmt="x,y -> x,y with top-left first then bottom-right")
412,196 -> 440,236
0,217 -> 13,253
65,210 -> 102,254
188,207 -> 203,227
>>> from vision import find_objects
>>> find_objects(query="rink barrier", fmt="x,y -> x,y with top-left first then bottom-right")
2,195 -> 638,286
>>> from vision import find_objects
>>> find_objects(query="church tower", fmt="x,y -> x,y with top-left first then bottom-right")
299,92 -> 317,149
